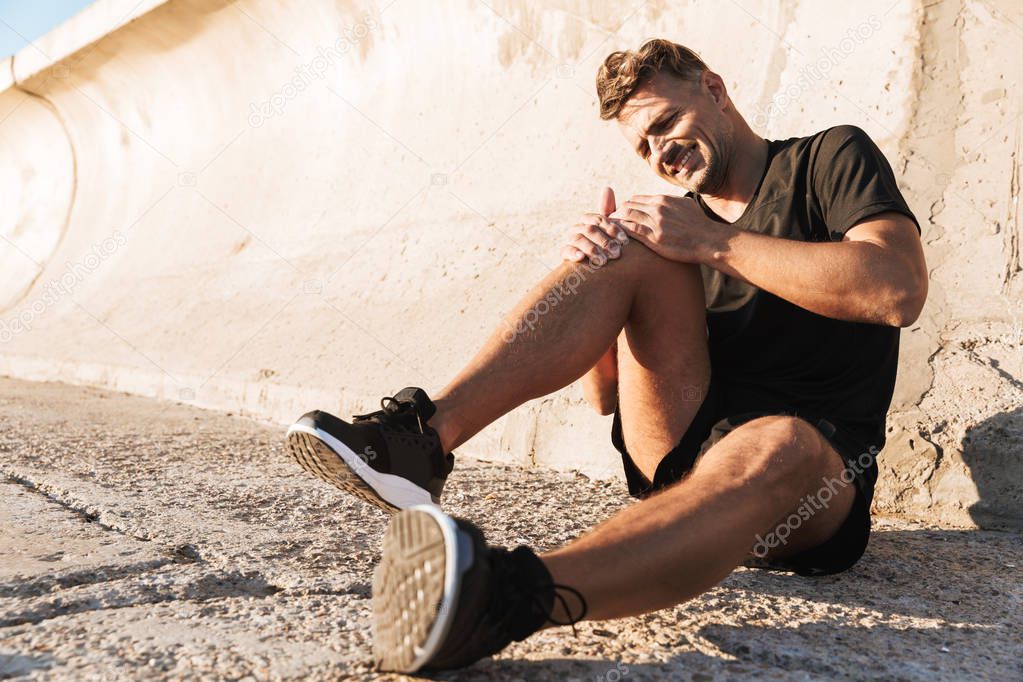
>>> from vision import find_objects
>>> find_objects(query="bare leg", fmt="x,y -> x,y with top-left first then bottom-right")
541,415 -> 857,621
431,244 -> 708,474
615,272 -> 709,481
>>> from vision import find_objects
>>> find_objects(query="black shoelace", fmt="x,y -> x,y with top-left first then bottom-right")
536,582 -> 588,636
353,395 -> 426,433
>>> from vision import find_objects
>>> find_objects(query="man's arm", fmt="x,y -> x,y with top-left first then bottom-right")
702,210 -> 928,327
615,195 -> 928,328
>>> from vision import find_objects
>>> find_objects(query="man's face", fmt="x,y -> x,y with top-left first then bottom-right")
617,71 -> 732,194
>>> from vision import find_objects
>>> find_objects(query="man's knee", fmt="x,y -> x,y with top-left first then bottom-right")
581,239 -> 696,282
724,415 -> 839,496
732,416 -> 859,558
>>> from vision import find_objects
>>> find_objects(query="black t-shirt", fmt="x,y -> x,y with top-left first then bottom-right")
694,125 -> 920,451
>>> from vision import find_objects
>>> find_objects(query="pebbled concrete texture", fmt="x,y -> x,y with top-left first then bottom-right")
1,377 -> 1021,681
0,0 -> 1020,529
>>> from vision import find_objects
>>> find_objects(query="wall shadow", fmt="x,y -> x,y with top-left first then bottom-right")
961,406 -> 1023,529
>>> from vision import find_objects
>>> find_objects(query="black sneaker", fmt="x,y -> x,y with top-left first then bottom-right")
371,505 -> 587,672
285,387 -> 454,513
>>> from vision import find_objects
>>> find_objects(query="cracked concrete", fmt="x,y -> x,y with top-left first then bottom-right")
1,377 -> 1021,680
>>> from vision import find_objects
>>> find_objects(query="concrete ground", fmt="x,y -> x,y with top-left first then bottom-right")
0,378 -> 1020,681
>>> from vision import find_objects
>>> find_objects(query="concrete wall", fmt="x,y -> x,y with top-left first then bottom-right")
0,0 -> 1019,527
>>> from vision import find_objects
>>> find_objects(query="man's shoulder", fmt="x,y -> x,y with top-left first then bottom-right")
773,124 -> 872,155
767,126 -> 885,191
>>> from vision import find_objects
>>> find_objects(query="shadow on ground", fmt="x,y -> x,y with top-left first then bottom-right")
743,528 -> 1020,621
0,652 -> 55,678
410,527 -> 1022,681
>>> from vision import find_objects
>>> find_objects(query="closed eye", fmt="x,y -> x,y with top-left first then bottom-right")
636,109 -> 681,159
649,110 -> 680,135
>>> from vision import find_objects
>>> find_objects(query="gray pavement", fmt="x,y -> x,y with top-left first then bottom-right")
0,378 -> 1020,680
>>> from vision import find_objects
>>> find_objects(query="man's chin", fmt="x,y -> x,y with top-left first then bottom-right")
663,173 -> 694,191
666,172 -> 703,194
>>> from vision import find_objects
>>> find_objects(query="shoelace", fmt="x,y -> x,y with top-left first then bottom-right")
535,582 -> 588,636
490,551 -> 588,641
353,395 -> 426,433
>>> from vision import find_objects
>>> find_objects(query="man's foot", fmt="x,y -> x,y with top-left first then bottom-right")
371,505 -> 586,672
285,387 -> 454,513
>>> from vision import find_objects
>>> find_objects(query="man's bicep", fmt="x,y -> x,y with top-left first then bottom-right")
843,211 -> 921,248
844,212 -> 928,291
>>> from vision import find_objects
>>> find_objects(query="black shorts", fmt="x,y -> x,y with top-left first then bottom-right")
610,382 -> 876,577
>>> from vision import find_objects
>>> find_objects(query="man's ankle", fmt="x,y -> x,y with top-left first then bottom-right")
428,400 -> 461,453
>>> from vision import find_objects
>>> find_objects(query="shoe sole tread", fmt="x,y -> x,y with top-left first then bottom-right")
286,430 -> 400,514
372,509 -> 449,671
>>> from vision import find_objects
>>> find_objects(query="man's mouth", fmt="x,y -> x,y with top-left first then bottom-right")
664,144 -> 698,177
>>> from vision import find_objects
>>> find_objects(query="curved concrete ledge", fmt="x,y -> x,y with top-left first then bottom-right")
0,0 -> 1020,528
9,0 -> 169,84
0,88 -> 75,312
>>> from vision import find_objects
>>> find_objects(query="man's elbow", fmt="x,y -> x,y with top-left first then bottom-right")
888,280 -> 928,327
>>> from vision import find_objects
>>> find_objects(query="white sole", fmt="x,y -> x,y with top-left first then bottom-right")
286,423 -> 436,511
372,505 -> 464,672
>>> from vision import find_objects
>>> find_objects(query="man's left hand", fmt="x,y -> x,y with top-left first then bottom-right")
612,194 -> 723,263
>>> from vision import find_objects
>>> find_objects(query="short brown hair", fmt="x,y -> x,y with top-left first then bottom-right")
596,39 -> 708,120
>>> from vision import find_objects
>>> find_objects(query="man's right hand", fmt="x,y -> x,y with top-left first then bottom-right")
561,186 -> 630,266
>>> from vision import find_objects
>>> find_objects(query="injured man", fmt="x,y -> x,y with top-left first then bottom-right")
284,38 -> 928,673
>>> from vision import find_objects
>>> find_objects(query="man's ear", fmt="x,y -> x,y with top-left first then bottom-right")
703,71 -> 727,108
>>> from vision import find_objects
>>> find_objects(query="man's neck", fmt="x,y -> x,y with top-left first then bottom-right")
700,132 -> 769,224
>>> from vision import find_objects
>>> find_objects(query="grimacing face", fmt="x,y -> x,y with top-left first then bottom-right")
617,70 -> 734,195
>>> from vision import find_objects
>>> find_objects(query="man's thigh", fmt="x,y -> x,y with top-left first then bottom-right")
695,414 -> 859,565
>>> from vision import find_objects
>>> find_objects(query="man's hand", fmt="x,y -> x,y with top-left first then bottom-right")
562,186 -> 630,266
613,194 -> 724,263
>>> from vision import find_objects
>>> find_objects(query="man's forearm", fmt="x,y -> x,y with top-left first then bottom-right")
699,226 -> 924,327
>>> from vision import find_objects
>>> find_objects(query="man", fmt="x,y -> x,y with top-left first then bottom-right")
285,39 -> 927,672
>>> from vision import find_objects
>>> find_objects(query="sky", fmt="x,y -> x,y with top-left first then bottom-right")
0,0 -> 97,59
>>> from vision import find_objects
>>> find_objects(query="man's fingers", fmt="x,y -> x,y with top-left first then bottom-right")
613,206 -> 657,230
620,200 -> 657,212
579,213 -> 628,241
561,245 -> 586,262
571,229 -> 618,261
628,194 -> 684,206
570,235 -> 613,265
617,219 -> 654,242
561,202 -> 629,264
581,223 -> 622,254
599,186 -> 616,216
